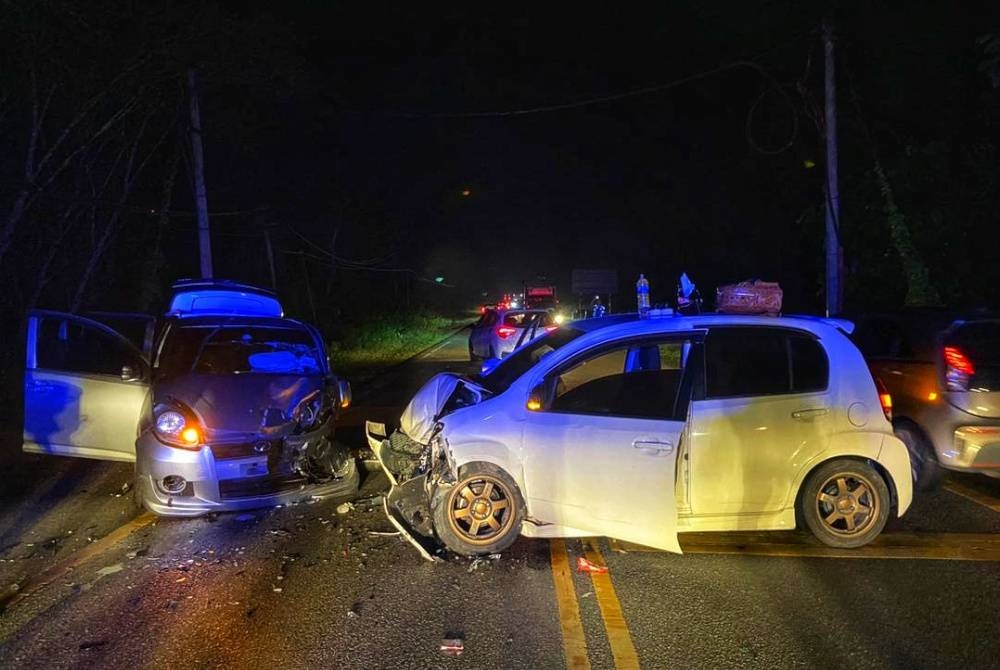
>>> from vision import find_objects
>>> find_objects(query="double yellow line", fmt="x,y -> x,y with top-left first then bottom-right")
550,538 -> 641,670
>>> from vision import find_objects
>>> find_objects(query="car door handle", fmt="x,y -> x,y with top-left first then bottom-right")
791,408 -> 829,420
632,440 -> 674,455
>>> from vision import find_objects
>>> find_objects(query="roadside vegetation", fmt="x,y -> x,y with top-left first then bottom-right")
327,311 -> 471,382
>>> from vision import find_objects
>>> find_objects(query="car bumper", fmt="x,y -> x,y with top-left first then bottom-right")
135,431 -> 358,517
921,407 -> 1000,473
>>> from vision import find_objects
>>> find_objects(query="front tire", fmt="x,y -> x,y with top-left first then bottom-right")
431,462 -> 525,556
800,459 -> 891,548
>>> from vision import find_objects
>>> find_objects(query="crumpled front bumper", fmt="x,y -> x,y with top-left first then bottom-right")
137,424 -> 359,517
366,420 -> 452,560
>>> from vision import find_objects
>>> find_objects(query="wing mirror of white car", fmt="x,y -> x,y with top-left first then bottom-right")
480,357 -> 502,376
120,365 -> 141,382
526,383 -> 545,411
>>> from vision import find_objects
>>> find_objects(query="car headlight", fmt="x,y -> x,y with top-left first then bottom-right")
154,407 -> 202,449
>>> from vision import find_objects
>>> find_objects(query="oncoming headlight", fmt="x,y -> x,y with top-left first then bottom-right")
154,408 -> 202,448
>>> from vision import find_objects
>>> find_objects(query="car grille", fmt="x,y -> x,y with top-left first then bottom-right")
218,474 -> 307,499
209,441 -> 275,460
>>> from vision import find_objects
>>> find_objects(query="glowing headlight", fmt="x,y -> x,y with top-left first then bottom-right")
554,313 -> 566,324
155,411 -> 186,436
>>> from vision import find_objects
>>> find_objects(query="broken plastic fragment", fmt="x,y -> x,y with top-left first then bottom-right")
439,638 -> 465,657
575,557 -> 609,574
96,563 -> 124,577
336,502 -> 354,515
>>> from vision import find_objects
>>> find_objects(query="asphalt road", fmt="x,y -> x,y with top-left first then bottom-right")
2,328 -> 1000,669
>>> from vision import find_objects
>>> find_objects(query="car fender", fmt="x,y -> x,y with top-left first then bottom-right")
443,437 -> 525,493
785,430 -> 912,517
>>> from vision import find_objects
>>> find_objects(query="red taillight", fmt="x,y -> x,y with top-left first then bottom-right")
544,325 -> 558,332
944,346 -> 974,375
496,325 -> 517,339
874,377 -> 892,422
944,345 -> 975,391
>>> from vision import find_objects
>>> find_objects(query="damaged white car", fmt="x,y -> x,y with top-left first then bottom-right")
23,280 -> 358,516
368,313 -> 913,558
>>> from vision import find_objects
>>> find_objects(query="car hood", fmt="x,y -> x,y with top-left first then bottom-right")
154,374 -> 325,432
399,372 -> 490,444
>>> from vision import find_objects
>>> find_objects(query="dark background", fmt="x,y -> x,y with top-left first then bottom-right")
1,1 -> 999,331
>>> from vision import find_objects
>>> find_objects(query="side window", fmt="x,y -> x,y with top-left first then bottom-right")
705,328 -> 789,398
36,317 -> 143,377
789,334 -> 828,392
546,338 -> 691,420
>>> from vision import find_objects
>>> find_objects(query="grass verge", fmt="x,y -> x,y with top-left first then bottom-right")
327,312 -> 470,384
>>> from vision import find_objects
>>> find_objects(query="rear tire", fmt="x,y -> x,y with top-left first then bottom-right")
431,462 -> 525,556
895,423 -> 943,491
800,459 -> 891,549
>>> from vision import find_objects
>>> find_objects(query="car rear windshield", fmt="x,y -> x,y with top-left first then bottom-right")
476,326 -> 583,393
502,311 -> 553,327
946,322 -> 1000,390
156,325 -> 321,377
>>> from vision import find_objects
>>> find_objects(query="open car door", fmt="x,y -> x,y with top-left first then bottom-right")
522,334 -> 701,553
23,310 -> 150,462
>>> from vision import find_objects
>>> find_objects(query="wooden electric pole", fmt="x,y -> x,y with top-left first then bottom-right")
822,15 -> 842,315
188,68 -> 214,278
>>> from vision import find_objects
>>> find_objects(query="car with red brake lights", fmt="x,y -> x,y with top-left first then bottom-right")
469,308 -> 557,361
850,310 -> 1000,489
22,279 -> 359,516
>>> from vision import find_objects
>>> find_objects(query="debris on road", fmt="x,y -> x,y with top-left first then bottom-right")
439,637 -> 465,657
575,557 -> 609,574
467,553 -> 501,573
79,640 -> 108,651
96,563 -> 124,577
268,528 -> 291,537
367,531 -> 400,537
336,502 -> 355,515
115,481 -> 132,497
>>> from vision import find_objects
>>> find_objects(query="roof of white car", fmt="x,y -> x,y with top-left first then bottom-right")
568,312 -> 854,337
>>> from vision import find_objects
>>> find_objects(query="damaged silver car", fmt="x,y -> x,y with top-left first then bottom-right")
23,280 -> 358,516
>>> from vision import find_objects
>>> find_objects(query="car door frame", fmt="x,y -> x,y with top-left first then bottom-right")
23,309 -> 152,462
520,330 -> 704,552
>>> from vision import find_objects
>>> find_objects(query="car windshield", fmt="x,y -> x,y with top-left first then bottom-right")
502,311 -> 553,328
476,326 -> 584,393
156,324 -> 321,377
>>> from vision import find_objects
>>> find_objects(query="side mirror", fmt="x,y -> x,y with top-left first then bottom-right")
480,357 -> 502,376
526,382 -> 547,411
336,379 -> 352,409
121,365 -> 140,382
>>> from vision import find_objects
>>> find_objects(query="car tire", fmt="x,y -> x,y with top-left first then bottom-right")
800,459 -> 891,549
431,462 -> 525,556
895,423 -> 944,491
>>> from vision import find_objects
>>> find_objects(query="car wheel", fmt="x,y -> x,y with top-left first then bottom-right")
895,423 -> 943,491
800,459 -> 891,549
431,462 -> 525,556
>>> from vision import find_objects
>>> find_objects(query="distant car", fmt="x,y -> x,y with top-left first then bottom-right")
468,308 -> 557,361
850,309 -> 1000,489
23,279 -> 359,517
370,312 -> 912,557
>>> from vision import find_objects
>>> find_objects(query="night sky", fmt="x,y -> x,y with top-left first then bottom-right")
2,1 -> 999,318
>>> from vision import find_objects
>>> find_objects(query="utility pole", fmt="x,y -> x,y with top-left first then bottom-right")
188,68 -> 214,278
822,15 -> 842,315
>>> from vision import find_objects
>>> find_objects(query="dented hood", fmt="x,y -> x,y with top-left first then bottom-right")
400,373 -> 461,444
154,374 -> 324,432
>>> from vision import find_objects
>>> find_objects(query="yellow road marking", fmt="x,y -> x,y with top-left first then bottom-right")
0,512 -> 156,613
944,480 -> 1000,515
583,538 -> 641,670
609,531 -> 1000,561
550,540 -> 591,670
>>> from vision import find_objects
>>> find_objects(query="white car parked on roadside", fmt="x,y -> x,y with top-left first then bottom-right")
369,312 -> 913,557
